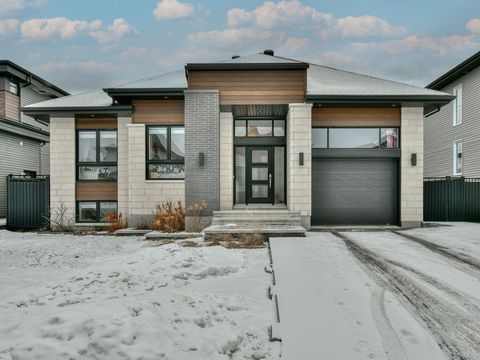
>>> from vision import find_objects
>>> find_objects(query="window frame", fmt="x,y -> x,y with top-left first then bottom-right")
76,200 -> 118,223
312,126 -> 401,149
234,118 -> 286,138
76,129 -> 118,182
146,125 -> 185,180
8,80 -> 19,95
453,84 -> 463,126
453,139 -> 463,176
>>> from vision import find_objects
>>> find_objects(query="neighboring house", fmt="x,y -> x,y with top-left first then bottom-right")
0,60 -> 68,218
23,50 -> 452,229
425,51 -> 480,178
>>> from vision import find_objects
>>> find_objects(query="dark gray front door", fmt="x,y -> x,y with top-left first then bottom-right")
312,158 -> 398,225
246,147 -> 274,204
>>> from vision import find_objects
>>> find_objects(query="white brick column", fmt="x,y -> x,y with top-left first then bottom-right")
287,103 -> 312,229
50,116 -> 75,226
401,106 -> 424,227
117,115 -> 131,216
220,112 -> 233,210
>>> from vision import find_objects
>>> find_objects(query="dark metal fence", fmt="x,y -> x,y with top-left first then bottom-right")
424,177 -> 480,222
6,175 -> 50,230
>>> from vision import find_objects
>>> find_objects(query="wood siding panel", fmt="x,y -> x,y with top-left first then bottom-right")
0,91 -> 20,121
133,99 -> 184,124
0,91 -> 5,118
76,182 -> 117,201
188,69 -> 306,105
312,108 -> 401,127
76,117 -> 117,129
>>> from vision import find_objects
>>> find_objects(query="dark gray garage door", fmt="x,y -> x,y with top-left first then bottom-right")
312,158 -> 398,225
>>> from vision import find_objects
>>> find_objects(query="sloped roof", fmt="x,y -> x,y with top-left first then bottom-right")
427,51 -> 480,90
106,70 -> 187,90
23,89 -> 112,109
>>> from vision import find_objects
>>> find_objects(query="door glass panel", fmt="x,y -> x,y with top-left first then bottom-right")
274,120 -> 285,137
275,147 -> 285,203
252,150 -> 268,163
235,120 -> 246,137
312,128 -> 328,148
252,167 -> 268,181
171,127 -> 185,160
252,185 -> 268,198
235,147 -> 246,203
380,128 -> 399,148
248,120 -> 272,137
329,128 -> 379,148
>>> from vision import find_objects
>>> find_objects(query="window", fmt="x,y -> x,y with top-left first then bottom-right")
147,126 -> 185,180
77,201 -> 117,222
77,130 -> 117,181
453,84 -> 463,126
454,140 -> 463,175
9,80 -> 18,95
234,119 -> 286,138
312,128 -> 399,149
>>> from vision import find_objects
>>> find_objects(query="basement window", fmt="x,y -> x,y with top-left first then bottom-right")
77,201 -> 117,222
147,126 -> 185,180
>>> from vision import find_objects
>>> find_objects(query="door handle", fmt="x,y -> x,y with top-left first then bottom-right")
269,174 -> 272,188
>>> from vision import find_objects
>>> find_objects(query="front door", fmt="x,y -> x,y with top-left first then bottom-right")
246,147 -> 274,204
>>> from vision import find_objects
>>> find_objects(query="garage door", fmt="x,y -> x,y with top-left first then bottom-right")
312,158 -> 398,225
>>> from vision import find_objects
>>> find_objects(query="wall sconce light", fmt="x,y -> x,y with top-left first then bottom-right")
411,153 -> 417,166
199,152 -> 205,166
299,152 -> 304,166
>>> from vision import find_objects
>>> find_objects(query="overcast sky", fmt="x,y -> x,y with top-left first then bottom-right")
0,0 -> 479,93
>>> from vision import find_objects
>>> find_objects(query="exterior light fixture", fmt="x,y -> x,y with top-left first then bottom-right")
411,153 -> 417,166
199,152 -> 205,166
299,152 -> 304,166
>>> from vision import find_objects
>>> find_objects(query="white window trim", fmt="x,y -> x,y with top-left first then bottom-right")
453,84 -> 462,126
453,139 -> 463,176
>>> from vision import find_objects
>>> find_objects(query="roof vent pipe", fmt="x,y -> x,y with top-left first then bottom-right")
232,55 -> 240,59
264,49 -> 274,56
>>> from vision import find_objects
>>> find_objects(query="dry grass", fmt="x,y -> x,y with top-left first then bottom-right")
135,220 -> 152,230
186,201 -> 208,232
204,230 -> 266,249
105,212 -> 128,233
153,201 -> 185,233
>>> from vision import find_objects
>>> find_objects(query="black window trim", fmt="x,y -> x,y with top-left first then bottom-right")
312,126 -> 401,149
235,118 -> 286,139
146,125 -> 185,180
76,129 -> 118,182
76,200 -> 118,223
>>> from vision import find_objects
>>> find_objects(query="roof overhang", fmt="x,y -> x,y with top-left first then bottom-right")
21,105 -> 132,122
0,117 -> 49,142
103,87 -> 185,100
185,62 -> 309,71
427,51 -> 480,90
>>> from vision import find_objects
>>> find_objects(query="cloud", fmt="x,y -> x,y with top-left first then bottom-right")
353,34 -> 477,56
21,17 -> 101,40
153,0 -> 194,21
90,18 -> 136,44
187,28 -> 288,49
0,18 -> 19,37
0,0 -> 45,16
467,18 -> 480,34
321,15 -> 406,38
227,0 -> 332,29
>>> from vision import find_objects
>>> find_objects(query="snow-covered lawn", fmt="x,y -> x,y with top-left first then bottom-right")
0,231 -> 279,360
271,223 -> 480,360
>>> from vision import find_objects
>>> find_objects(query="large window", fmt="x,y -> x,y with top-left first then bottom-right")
147,126 -> 185,180
77,201 -> 117,222
453,84 -> 463,126
77,130 -> 117,181
454,140 -> 463,175
235,119 -> 285,138
312,128 -> 399,149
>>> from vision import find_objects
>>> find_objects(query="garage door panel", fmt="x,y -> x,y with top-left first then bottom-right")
312,158 -> 397,225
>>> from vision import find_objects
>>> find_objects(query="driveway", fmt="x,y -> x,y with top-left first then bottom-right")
270,223 -> 480,360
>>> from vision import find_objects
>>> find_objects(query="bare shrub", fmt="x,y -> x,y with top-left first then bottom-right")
135,220 -> 152,230
48,202 -> 75,232
153,201 -> 185,233
225,231 -> 266,249
186,200 -> 208,232
105,212 -> 128,233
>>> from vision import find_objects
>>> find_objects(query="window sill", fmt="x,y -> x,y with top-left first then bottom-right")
145,179 -> 185,183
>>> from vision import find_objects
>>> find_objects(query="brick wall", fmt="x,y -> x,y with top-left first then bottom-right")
219,112 -> 234,210
401,106 -> 424,226
287,103 -> 312,229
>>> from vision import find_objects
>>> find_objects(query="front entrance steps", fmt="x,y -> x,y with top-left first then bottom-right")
205,209 -> 306,239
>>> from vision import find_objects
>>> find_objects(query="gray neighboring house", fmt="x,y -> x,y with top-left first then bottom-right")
0,60 -> 68,218
425,51 -> 480,178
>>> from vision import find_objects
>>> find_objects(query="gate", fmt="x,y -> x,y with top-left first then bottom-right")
424,177 -> 480,222
6,175 -> 50,230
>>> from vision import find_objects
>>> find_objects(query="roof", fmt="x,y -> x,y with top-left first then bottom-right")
307,63 -> 453,102
427,51 -> 480,90
0,60 -> 69,96
23,89 -> 112,109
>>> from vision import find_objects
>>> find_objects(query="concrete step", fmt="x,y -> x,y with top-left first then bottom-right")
212,217 -> 301,226
204,224 -> 306,239
214,210 -> 299,216
211,210 -> 302,226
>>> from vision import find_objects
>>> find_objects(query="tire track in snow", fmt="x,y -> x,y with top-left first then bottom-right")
333,231 -> 480,360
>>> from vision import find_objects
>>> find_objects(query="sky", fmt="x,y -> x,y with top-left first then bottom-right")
0,0 -> 479,93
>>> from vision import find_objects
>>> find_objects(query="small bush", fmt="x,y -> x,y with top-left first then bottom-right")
153,201 -> 185,233
186,200 -> 208,232
105,212 -> 128,233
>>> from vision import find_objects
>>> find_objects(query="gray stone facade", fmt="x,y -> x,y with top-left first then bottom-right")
184,90 -> 220,228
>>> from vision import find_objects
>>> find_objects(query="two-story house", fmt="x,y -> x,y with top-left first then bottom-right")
425,51 -> 480,178
0,60 -> 68,220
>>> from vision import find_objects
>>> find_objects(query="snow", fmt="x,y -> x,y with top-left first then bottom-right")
0,230 -> 279,360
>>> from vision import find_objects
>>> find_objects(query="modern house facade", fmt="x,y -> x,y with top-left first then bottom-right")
425,51 -> 480,178
23,51 -> 453,229
0,60 -> 68,218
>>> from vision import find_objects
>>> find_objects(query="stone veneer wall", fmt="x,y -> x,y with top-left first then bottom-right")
117,115 -> 131,216
50,116 -> 76,225
127,123 -> 185,226
286,103 -> 312,229
400,106 -> 424,227
219,112 -> 234,210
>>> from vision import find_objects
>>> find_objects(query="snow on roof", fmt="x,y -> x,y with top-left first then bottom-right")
108,70 -> 187,89
23,89 -> 112,109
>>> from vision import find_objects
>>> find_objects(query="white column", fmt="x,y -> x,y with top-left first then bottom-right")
220,112 -> 234,210
401,106 -> 424,227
